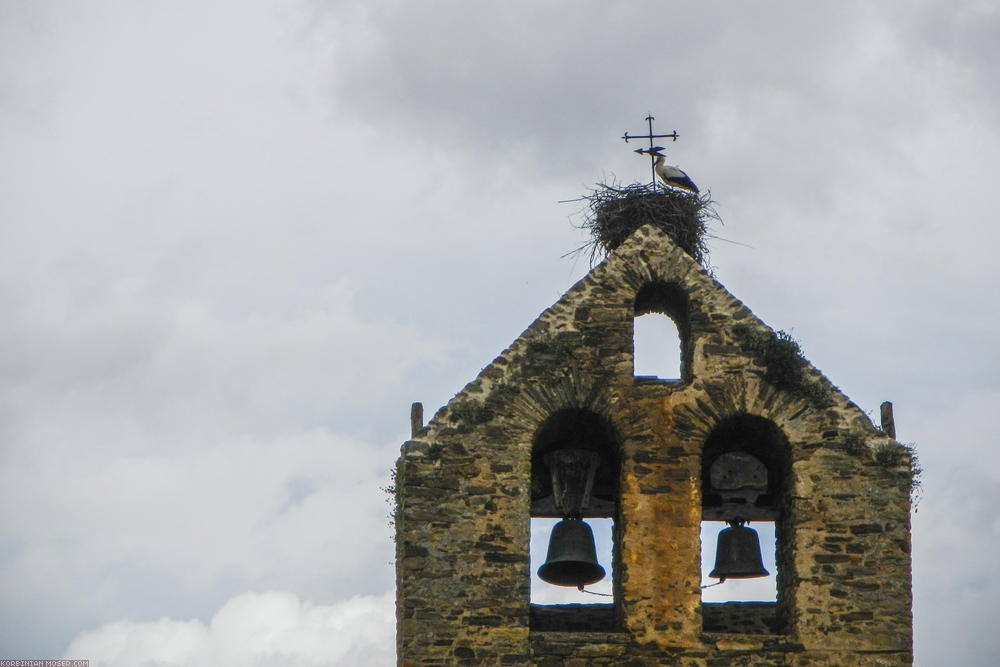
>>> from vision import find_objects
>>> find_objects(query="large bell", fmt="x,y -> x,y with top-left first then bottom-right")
709,521 -> 769,581
537,518 -> 606,589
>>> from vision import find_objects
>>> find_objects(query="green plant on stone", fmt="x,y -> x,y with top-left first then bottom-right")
732,326 -> 833,406
872,440 -> 923,506
381,467 -> 398,538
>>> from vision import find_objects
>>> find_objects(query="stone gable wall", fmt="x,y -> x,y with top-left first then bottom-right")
395,225 -> 912,665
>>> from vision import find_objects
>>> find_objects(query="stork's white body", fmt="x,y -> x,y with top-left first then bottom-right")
654,156 -> 699,194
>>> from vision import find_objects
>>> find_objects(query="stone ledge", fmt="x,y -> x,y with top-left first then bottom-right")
530,604 -> 621,633
701,601 -> 784,634
700,632 -> 805,652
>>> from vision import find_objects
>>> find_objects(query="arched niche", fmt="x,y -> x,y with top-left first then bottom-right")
529,408 -> 621,631
531,408 -> 619,518
700,414 -> 793,634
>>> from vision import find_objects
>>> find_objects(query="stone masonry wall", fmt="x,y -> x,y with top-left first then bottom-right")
395,224 -> 913,665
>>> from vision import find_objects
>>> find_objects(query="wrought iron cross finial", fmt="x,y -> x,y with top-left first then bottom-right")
622,114 -> 679,189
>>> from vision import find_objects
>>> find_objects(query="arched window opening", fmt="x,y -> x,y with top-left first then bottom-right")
634,313 -> 682,379
633,281 -> 691,382
529,408 -> 620,632
700,415 -> 791,635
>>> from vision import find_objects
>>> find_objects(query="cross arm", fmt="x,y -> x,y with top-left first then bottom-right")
622,131 -> 679,143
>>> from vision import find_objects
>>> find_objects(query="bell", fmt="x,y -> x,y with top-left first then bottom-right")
537,518 -> 606,589
709,521 -> 769,581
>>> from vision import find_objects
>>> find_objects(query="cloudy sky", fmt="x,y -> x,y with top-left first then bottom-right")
2,1 -> 998,665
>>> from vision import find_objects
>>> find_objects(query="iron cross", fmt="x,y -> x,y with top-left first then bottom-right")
622,114 -> 679,189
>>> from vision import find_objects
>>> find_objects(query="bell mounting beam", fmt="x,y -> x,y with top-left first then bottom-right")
622,114 -> 680,189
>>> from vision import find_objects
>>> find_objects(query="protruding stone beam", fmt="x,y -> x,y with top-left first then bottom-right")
880,401 -> 896,439
410,402 -> 423,438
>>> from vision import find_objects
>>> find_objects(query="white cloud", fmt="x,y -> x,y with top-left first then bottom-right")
0,276 -> 428,653
0,428 -> 399,657
63,590 -> 395,667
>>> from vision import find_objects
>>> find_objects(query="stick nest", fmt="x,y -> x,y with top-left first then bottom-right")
573,182 -> 719,267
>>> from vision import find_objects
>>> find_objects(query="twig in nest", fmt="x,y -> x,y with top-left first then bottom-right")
570,181 -> 720,267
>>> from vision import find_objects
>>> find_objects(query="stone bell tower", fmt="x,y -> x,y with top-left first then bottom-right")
394,223 -> 914,665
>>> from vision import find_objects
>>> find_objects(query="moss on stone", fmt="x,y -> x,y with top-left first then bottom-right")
733,325 -> 834,407
843,432 -> 867,456
449,399 -> 494,428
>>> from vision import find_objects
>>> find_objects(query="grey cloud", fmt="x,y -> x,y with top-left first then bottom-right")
0,1 -> 998,664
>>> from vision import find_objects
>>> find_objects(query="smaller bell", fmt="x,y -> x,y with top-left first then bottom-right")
537,518 -> 605,589
709,520 -> 769,581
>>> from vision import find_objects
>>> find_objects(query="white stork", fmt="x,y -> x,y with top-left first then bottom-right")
654,155 -> 699,194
